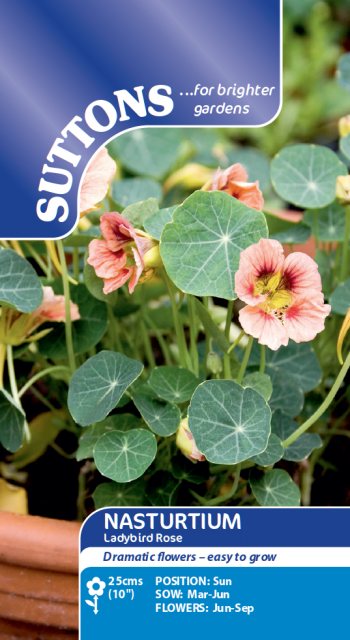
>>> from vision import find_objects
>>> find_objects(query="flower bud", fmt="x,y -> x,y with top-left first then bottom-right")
337,308 -> 350,365
339,115 -> 350,138
336,175 -> 350,204
206,351 -> 223,374
164,163 -> 213,192
176,418 -> 205,463
143,244 -> 163,268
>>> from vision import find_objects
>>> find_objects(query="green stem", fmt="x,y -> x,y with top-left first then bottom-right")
144,314 -> 172,366
73,247 -> 80,281
7,345 -> 30,442
283,350 -> 350,448
140,317 -> 156,368
18,366 -> 69,399
237,336 -> 254,384
259,345 -> 266,374
192,464 -> 241,506
203,297 -> 211,376
340,205 -> 350,281
188,295 -> 199,376
0,343 -> 6,388
313,211 -> 319,249
24,242 -> 49,278
107,305 -> 123,352
163,272 -> 191,369
227,329 -> 245,356
223,300 -> 234,379
57,240 -> 76,372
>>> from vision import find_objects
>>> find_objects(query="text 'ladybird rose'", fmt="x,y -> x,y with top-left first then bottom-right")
87,213 -> 161,295
235,238 -> 331,351
209,163 -> 264,211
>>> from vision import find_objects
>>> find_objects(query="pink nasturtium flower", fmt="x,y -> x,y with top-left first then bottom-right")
209,163 -> 264,210
235,238 -> 331,351
79,148 -> 116,215
33,287 -> 80,323
176,419 -> 205,463
87,213 -> 160,295
0,287 -> 80,346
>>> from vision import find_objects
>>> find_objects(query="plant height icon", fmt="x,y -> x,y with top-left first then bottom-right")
85,577 -> 106,615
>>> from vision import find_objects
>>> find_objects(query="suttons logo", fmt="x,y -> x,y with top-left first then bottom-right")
36,85 -> 174,224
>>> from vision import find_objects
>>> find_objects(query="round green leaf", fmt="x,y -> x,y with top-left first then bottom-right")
337,53 -> 350,91
266,343 -> 321,392
146,471 -> 180,506
250,469 -> 301,506
132,385 -> 181,437
148,366 -> 199,404
340,135 -> 350,163
0,389 -> 26,452
304,203 -> 346,242
271,144 -> 346,208
108,129 -> 184,179
93,479 -> 146,508
225,147 -> 271,192
120,198 -> 159,228
271,223 -> 311,245
283,433 -> 322,462
330,279 -> 350,315
39,284 -> 108,358
111,178 -> 162,209
83,262 -> 119,305
68,351 -> 143,426
160,191 -> 268,300
76,414 -> 141,461
272,410 -> 322,462
242,372 -> 272,402
0,249 -> 43,313
188,380 -> 271,464
250,433 -> 284,467
144,206 -> 177,240
171,454 -> 210,484
94,429 -> 157,482
269,370 -> 304,418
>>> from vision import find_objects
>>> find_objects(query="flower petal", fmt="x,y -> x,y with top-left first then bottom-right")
102,269 -> 132,294
79,148 -> 116,214
34,286 -> 80,323
87,239 -> 127,279
284,297 -> 331,343
235,238 -> 285,305
211,163 -> 248,190
283,252 -> 322,297
230,181 -> 264,210
128,247 -> 144,293
239,305 -> 289,350
100,212 -> 135,252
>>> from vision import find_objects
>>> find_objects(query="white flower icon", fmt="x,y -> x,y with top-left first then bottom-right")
86,577 -> 106,597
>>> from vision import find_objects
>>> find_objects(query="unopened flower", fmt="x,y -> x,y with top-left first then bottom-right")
337,309 -> 350,364
336,175 -> 350,204
209,163 -> 264,210
339,115 -> 350,138
176,418 -> 205,463
0,287 -> 80,346
164,163 -> 213,192
235,239 -> 331,351
87,213 -> 159,295
80,148 -> 116,215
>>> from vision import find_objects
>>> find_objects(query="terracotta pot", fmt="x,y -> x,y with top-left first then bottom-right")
0,512 -> 80,639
